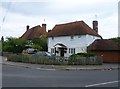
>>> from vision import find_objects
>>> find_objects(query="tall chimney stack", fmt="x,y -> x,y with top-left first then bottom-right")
42,24 -> 46,33
93,20 -> 98,33
26,25 -> 29,31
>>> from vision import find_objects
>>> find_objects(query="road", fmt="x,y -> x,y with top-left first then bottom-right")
2,64 -> 119,87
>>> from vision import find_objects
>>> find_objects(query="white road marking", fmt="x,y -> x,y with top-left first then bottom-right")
85,81 -> 119,87
36,68 -> 56,71
36,68 -> 41,69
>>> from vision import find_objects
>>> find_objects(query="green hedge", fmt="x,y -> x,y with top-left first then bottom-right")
70,53 -> 95,58
69,53 -> 102,65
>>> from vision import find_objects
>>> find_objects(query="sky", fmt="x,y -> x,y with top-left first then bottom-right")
0,0 -> 119,39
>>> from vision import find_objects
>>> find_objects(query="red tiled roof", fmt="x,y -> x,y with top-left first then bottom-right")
87,39 -> 120,51
20,25 -> 47,39
48,21 -> 101,37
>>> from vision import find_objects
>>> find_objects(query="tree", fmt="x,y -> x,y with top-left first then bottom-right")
111,37 -> 120,43
31,44 -> 42,51
2,35 -> 48,53
31,35 -> 48,51
0,42 -> 2,52
3,37 -> 27,53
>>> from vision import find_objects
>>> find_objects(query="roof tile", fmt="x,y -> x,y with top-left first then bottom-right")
20,25 -> 47,39
87,39 -> 120,51
48,21 -> 101,37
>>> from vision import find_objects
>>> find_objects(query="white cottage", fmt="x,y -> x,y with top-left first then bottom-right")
48,21 -> 102,57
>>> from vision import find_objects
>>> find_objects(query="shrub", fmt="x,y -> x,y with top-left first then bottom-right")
21,53 -> 31,56
69,53 -> 102,65
76,53 -> 95,57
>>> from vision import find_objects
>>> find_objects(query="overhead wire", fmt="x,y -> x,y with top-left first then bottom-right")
1,2 -> 12,28
1,1 -> 12,39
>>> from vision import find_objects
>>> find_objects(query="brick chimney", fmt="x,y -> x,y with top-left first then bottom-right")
93,20 -> 98,33
42,24 -> 46,33
26,25 -> 29,31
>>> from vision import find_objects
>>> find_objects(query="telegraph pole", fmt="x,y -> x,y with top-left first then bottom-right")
1,36 -> 4,56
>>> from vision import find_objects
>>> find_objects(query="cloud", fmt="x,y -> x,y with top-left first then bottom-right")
0,0 -> 119,39
0,7 -> 57,38
98,13 -> 118,38
2,0 -> 118,16
118,1 -> 120,37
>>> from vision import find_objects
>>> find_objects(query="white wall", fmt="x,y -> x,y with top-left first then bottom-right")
48,34 -> 101,57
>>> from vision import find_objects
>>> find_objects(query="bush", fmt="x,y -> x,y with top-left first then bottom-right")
69,53 -> 102,65
76,53 -> 95,57
69,53 -> 95,60
21,53 -> 31,56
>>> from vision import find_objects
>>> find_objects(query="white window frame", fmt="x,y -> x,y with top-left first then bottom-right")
69,48 -> 75,54
51,48 -> 55,53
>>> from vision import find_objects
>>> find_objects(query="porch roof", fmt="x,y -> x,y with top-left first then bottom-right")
53,43 -> 67,48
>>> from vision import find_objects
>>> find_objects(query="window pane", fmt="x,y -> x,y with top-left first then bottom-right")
74,48 -> 75,54
51,49 -> 52,53
69,48 -> 70,53
52,37 -> 54,40
71,48 -> 73,54
51,48 -> 55,53
71,36 -> 74,39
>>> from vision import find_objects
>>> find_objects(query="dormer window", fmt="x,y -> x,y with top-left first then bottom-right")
71,35 -> 74,39
78,35 -> 81,38
52,37 -> 54,40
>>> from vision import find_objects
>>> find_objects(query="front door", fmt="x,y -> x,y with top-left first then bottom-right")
60,48 -> 64,57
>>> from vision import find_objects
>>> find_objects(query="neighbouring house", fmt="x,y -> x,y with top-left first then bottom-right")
48,20 -> 102,57
20,24 -> 47,40
87,39 -> 120,63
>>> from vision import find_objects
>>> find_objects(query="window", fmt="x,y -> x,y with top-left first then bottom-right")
69,48 -> 75,54
51,48 -> 55,53
69,48 -> 71,53
70,36 -> 74,39
71,48 -> 73,54
78,35 -> 81,38
73,48 -> 75,54
52,37 -> 54,40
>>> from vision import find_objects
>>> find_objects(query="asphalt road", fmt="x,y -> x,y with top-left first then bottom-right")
2,64 -> 119,87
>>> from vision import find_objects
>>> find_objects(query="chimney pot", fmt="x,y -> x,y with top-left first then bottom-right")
48,29 -> 51,32
26,25 -> 29,31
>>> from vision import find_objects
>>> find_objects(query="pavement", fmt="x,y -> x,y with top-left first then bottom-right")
0,56 -> 119,71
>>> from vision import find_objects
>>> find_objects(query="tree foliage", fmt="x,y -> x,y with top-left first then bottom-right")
2,35 -> 48,53
111,37 -> 120,43
31,35 -> 48,51
3,37 -> 27,53
0,42 -> 2,52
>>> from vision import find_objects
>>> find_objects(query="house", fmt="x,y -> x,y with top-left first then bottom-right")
87,39 -> 120,63
48,20 -> 102,57
20,24 -> 47,40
